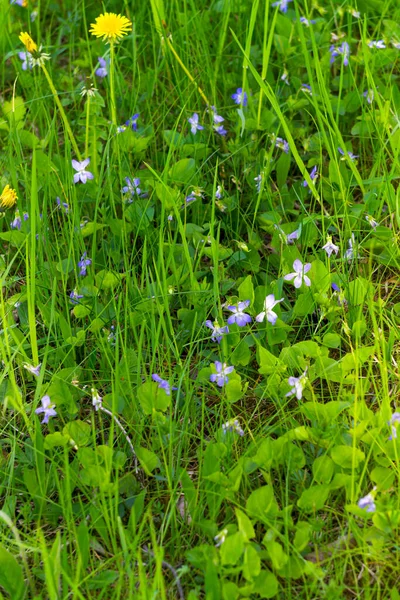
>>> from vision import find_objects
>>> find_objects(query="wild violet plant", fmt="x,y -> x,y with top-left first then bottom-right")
1,1 -> 399,597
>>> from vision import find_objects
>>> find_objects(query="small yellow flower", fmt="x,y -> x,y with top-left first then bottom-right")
0,185 -> 18,210
89,12 -> 132,43
19,32 -> 38,53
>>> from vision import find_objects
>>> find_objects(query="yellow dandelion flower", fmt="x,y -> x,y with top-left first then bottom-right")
89,12 -> 132,43
0,185 -> 18,210
19,32 -> 37,53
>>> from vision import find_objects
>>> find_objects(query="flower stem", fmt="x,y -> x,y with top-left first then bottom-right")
85,96 -> 90,158
109,41 -> 117,126
40,64 -> 82,161
99,406 -> 138,472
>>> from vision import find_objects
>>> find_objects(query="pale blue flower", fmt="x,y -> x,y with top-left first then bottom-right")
125,113 -> 139,131
275,137 -> 289,153
188,113 -> 204,135
204,320 -> 229,343
56,197 -> 69,214
72,158 -> 94,184
226,301 -> 252,326
78,252 -> 91,276
299,16 -> 316,26
24,363 -> 41,377
345,234 -> 358,260
286,370 -> 308,400
303,165 -> 318,187
70,289 -> 84,304
330,41 -> 350,66
122,177 -> 141,199
152,374 -> 177,395
365,215 -> 378,229
255,294 -> 284,325
35,395 -> 57,424
357,492 -> 376,513
18,51 -> 32,70
222,419 -> 244,436
338,147 -> 358,161
286,228 -> 301,244
300,83 -> 312,95
271,0 -> 292,13
214,124 -> 227,136
322,236 -> 339,257
92,389 -> 103,411
231,88 -> 248,106
10,210 -> 22,230
215,185 -> 224,200
284,259 -> 311,288
368,40 -> 386,49
95,57 -> 108,77
363,89 -> 374,104
210,361 -> 234,387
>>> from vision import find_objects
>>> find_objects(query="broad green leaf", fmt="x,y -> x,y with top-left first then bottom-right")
330,445 -> 365,469
246,486 -> 279,521
0,545 -> 24,599
137,380 -> 171,414
136,447 -> 160,475
297,484 -> 330,512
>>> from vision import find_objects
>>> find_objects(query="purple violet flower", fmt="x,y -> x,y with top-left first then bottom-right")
368,40 -> 386,49
338,147 -> 358,161
256,294 -> 284,325
226,300 -> 252,326
286,369 -> 308,400
24,363 -> 41,377
95,56 -> 108,77
204,320 -> 229,343
152,374 -> 177,395
284,259 -> 312,288
125,113 -> 139,131
303,165 -> 318,187
56,197 -> 69,214
388,412 -> 400,440
357,492 -> 376,513
231,88 -> 248,106
299,16 -> 316,26
322,236 -> 339,257
10,210 -> 22,230
188,113 -> 204,135
92,388 -> 103,410
70,289 -> 84,304
210,361 -> 234,387
271,0 -> 292,13
121,177 -> 141,199
35,395 -> 57,424
222,419 -> 244,436
214,124 -> 227,136
330,41 -> 350,66
18,51 -> 32,70
275,137 -> 290,153
72,158 -> 94,184
78,252 -> 91,276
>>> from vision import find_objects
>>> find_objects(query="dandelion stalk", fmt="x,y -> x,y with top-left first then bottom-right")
89,12 -> 133,128
109,40 -> 117,126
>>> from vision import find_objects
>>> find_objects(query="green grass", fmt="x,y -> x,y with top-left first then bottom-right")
1,0 -> 400,598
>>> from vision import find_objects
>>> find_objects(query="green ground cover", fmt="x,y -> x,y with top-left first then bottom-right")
1,0 -> 400,597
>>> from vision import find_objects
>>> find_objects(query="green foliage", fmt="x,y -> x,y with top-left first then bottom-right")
0,0 -> 399,597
